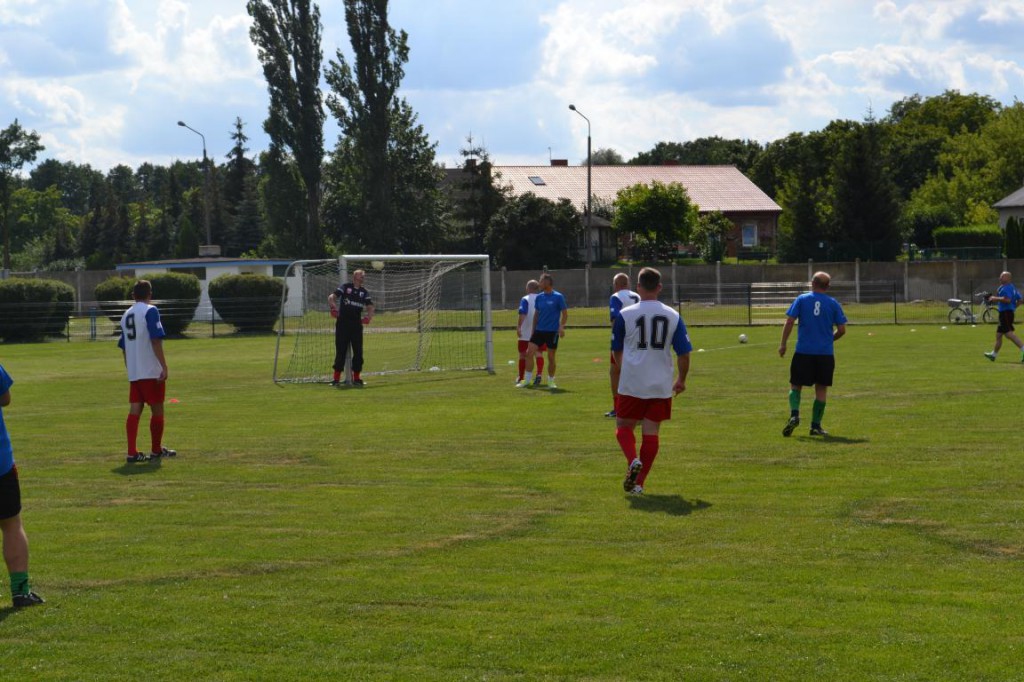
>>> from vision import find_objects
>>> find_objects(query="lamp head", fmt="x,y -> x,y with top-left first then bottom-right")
177,121 -> 186,127
568,104 -> 576,111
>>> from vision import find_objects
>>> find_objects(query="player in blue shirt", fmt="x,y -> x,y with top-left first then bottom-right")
983,271 -> 1024,362
0,364 -> 44,608
517,273 -> 568,389
778,272 -> 847,437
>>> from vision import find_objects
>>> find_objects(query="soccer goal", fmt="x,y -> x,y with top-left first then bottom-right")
273,254 -> 494,383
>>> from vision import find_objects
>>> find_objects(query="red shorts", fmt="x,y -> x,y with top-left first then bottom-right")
129,379 -> 166,406
518,340 -> 547,353
615,395 -> 672,422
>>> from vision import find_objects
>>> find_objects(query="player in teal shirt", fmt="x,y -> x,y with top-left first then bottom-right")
778,272 -> 847,437
0,364 -> 44,608
984,271 -> 1024,362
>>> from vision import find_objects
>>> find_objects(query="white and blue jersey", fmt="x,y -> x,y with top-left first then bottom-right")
609,289 -> 640,322
0,365 -> 14,476
786,292 -> 847,355
517,293 -> 539,342
996,283 -> 1021,312
118,302 -> 167,382
612,301 -> 692,399
534,290 -> 568,332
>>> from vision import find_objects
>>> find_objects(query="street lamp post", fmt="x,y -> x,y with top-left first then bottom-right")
568,104 -> 592,265
177,120 -> 216,255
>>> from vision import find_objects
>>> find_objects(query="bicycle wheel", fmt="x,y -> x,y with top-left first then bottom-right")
949,308 -> 969,324
982,307 -> 997,324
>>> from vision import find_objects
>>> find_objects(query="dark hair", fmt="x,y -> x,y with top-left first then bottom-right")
133,279 -> 152,301
637,267 -> 661,292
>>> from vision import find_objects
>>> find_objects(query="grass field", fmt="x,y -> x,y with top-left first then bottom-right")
0,323 -> 1022,681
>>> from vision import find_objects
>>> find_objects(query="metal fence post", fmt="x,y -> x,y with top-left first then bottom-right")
747,283 -> 752,327
89,307 -> 97,341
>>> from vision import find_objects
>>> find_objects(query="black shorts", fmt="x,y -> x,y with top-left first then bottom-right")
790,352 -> 835,387
0,465 -> 22,520
529,331 -> 560,350
997,310 -> 1016,334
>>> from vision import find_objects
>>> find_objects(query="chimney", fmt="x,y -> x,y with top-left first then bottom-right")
465,158 -> 477,170
661,159 -> 680,166
550,159 -> 569,166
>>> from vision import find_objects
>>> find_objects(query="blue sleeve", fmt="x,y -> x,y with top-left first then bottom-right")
145,307 -> 166,339
834,300 -> 848,325
0,366 -> 12,395
672,318 -> 693,355
611,314 -> 625,352
558,293 -> 568,311
785,296 -> 801,318
609,295 -> 622,321
518,297 -> 528,315
117,334 -> 125,350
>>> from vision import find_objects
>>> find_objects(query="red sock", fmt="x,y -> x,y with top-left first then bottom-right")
333,370 -> 341,382
615,427 -> 637,464
537,356 -> 545,376
353,371 -> 361,381
518,358 -> 525,381
637,435 -> 659,486
150,415 -> 165,454
126,414 -> 141,455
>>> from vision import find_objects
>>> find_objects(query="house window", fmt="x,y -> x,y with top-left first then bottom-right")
528,176 -> 546,186
741,224 -> 757,247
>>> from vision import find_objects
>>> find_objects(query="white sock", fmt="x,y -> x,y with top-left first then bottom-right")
524,372 -> 532,382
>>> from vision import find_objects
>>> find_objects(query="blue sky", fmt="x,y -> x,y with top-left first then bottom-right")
2,0 -> 1023,173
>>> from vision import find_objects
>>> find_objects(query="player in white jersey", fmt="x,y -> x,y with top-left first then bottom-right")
606,273 -> 640,417
118,280 -> 176,463
515,280 -> 545,385
610,267 -> 692,495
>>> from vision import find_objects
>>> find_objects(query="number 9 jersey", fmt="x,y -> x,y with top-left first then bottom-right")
118,302 -> 167,381
611,300 -> 692,399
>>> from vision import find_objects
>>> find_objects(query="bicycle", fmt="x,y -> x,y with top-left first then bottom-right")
947,292 -> 997,324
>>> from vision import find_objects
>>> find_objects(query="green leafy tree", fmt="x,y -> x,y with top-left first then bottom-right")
692,211 -> 733,263
630,137 -> 762,173
247,0 -> 325,257
612,181 -> 697,261
175,214 -> 200,259
590,148 -> 625,165
29,159 -> 103,214
257,147 -> 307,256
0,119 -> 44,270
233,175 -> 267,255
486,194 -> 581,269
444,137 -> 507,253
324,0 -> 444,253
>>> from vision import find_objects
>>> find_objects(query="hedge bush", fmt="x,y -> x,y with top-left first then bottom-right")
94,272 -> 201,335
0,278 -> 76,342
208,273 -> 285,332
932,224 -> 1003,248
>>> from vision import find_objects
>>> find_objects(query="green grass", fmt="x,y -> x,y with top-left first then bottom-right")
0,323 -> 1022,680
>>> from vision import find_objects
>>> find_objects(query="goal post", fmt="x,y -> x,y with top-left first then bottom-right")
273,254 -> 493,383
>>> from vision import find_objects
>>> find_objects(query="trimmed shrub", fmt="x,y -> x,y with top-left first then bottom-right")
0,278 -> 76,342
932,225 -> 1003,249
94,272 -> 201,335
94,276 -> 135,323
208,274 -> 285,333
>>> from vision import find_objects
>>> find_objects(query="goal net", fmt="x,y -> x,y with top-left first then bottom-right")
273,254 -> 493,383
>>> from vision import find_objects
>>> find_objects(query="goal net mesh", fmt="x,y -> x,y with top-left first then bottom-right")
274,256 -> 491,383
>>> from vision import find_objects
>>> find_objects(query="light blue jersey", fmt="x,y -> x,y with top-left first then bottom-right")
786,292 -> 847,355
534,290 -> 568,332
0,365 -> 14,476
996,283 -> 1021,312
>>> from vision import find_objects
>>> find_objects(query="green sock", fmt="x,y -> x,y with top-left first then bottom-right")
788,389 -> 801,414
10,571 -> 29,596
812,399 -> 826,425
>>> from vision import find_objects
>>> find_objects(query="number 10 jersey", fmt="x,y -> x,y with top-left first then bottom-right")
611,300 -> 692,399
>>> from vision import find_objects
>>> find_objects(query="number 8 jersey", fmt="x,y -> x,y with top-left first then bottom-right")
118,301 -> 167,381
612,300 -> 692,399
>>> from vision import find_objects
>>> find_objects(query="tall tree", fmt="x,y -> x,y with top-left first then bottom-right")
830,120 -> 903,260
223,117 -> 257,216
247,0 -> 325,257
612,181 -> 697,261
324,0 -> 443,252
444,136 -> 507,253
486,194 -> 581,269
0,119 -> 44,271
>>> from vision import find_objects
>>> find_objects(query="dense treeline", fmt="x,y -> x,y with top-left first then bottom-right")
2,0 -> 1022,275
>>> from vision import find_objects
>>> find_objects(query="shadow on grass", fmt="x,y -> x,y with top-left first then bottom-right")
797,435 -> 870,444
112,458 -> 163,476
628,494 -> 712,516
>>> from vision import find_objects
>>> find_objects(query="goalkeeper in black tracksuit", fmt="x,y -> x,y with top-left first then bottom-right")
328,269 -> 374,386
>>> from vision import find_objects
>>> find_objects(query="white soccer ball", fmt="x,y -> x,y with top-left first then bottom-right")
738,334 -> 748,344
371,260 -> 385,271
428,366 -> 440,372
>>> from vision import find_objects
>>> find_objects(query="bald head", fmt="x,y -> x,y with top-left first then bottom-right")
612,273 -> 630,291
811,271 -> 831,291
